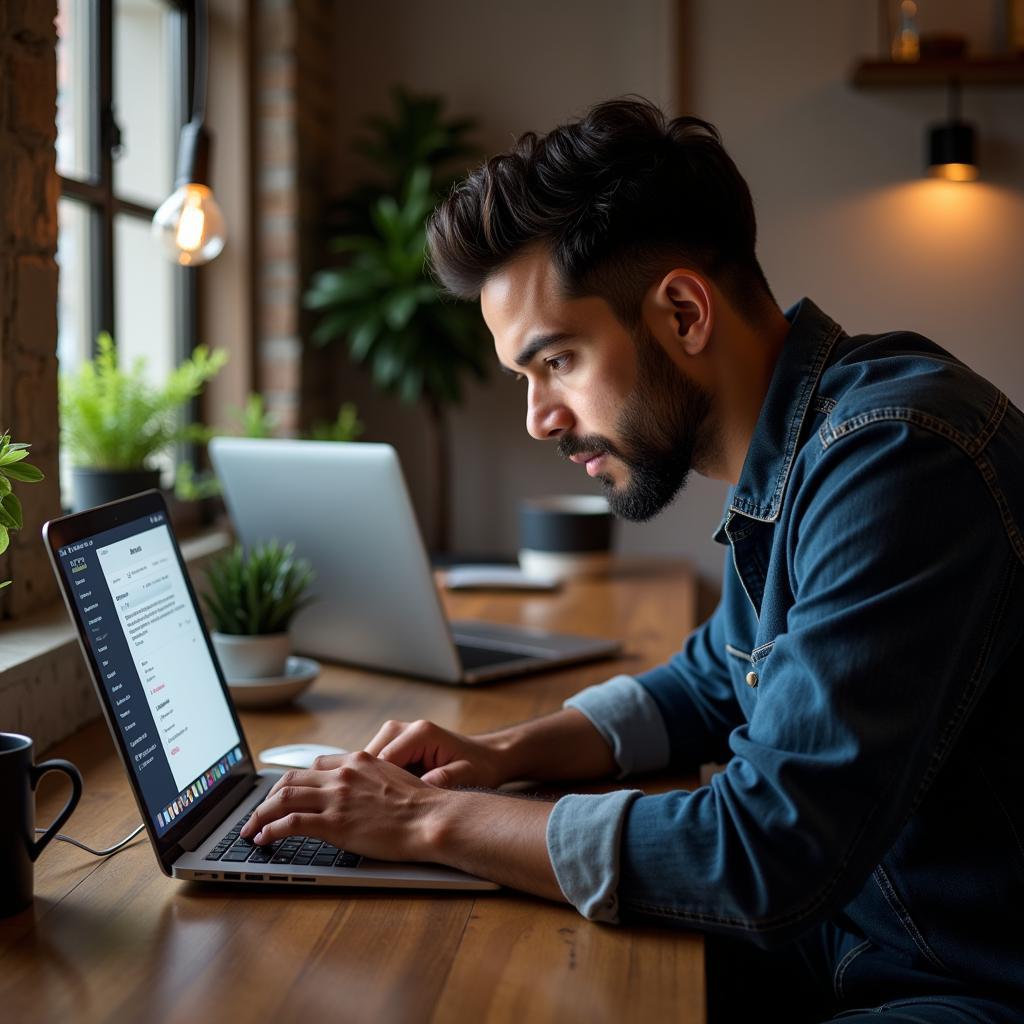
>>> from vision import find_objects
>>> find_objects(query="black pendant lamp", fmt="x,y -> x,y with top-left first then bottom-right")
152,0 -> 227,264
927,79 -> 978,183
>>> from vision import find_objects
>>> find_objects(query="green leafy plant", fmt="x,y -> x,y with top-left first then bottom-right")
236,393 -> 278,439
308,402 -> 364,442
201,541 -> 315,636
0,434 -> 44,589
306,166 -> 487,405
174,393 -> 277,502
60,332 -> 228,469
174,395 -> 364,501
329,88 -> 478,233
304,89 -> 487,551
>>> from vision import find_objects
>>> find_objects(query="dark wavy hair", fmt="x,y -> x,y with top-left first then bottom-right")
427,97 -> 774,326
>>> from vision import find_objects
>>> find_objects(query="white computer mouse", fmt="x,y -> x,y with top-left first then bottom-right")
258,743 -> 349,769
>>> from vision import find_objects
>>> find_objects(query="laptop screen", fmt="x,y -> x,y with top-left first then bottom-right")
53,506 -> 243,838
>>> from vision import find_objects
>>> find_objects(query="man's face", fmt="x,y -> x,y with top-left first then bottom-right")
481,250 -> 713,522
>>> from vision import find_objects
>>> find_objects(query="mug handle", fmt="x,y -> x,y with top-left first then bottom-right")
29,759 -> 83,862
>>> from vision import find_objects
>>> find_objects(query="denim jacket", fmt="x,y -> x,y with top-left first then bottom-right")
547,299 -> 1024,995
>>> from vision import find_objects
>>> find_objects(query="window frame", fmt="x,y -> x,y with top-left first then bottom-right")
58,0 -> 197,363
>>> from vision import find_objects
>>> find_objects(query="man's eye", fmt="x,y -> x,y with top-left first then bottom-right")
546,353 -> 572,373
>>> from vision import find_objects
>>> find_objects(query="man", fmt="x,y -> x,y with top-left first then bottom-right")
241,99 -> 1024,1021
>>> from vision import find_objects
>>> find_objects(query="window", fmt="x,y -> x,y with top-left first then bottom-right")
55,0 -> 196,487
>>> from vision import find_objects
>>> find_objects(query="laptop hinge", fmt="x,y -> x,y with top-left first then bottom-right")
177,777 -> 260,852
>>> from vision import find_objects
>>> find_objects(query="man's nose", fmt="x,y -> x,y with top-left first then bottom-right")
526,388 -> 573,440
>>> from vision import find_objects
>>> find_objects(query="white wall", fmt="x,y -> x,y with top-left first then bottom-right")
330,0 -> 1024,583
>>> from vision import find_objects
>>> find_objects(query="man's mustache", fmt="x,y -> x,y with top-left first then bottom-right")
557,434 -> 623,461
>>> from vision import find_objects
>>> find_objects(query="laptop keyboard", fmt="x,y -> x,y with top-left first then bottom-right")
203,811 -> 362,869
455,643 -> 533,670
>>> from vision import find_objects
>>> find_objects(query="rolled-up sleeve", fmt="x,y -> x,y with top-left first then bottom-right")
564,674 -> 671,778
546,789 -> 642,922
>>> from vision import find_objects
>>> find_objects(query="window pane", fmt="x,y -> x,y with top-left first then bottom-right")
56,0 -> 96,180
115,214 -> 177,385
115,214 -> 179,483
114,0 -> 176,208
56,197 -> 94,375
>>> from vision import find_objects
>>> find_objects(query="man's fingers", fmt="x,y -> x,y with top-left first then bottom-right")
363,720 -> 408,757
377,720 -> 445,767
252,812 -> 327,846
421,760 -> 474,788
378,734 -> 427,767
242,782 -> 325,838
266,767 -> 329,800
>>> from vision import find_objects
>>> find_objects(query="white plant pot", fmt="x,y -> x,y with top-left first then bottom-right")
212,632 -> 291,680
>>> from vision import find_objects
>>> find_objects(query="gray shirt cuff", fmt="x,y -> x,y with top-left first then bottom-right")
546,790 -> 642,923
564,674 -> 671,778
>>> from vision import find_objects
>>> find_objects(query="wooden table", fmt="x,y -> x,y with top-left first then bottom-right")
0,562 -> 705,1023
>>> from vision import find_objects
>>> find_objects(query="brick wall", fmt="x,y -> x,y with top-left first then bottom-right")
252,0 -> 334,433
0,1 -> 61,618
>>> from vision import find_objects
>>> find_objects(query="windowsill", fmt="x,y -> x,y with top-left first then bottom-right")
0,529 -> 232,753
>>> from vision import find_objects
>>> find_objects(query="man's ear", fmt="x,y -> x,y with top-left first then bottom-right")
646,270 -> 713,356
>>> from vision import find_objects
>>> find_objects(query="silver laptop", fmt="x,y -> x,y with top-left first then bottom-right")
209,437 -> 621,684
43,491 -> 497,890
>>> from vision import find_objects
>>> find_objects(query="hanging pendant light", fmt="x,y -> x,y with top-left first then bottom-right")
926,79 -> 979,183
152,0 -> 227,265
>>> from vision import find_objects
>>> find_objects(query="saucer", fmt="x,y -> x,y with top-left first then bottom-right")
226,656 -> 320,708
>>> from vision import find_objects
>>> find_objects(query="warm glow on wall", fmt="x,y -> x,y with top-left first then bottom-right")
855,178 -> 1013,264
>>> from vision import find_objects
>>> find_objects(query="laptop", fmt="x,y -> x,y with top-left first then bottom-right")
208,437 -> 622,684
42,490 -> 497,890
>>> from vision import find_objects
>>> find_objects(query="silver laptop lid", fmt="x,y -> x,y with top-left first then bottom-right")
209,438 -> 463,683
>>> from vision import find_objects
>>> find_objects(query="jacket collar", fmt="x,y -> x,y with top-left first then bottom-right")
714,298 -> 843,541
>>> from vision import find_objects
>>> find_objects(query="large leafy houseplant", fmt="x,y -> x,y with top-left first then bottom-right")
304,90 -> 487,551
0,434 -> 44,590
60,333 -> 227,510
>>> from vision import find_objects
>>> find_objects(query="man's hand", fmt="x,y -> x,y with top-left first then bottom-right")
364,708 -> 619,789
238,751 -> 448,861
236,749 -> 566,902
363,719 -> 513,789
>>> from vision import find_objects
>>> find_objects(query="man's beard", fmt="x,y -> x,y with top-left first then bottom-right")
558,327 -> 713,522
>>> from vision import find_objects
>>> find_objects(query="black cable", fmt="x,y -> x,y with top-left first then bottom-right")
34,823 -> 145,858
191,0 -> 208,126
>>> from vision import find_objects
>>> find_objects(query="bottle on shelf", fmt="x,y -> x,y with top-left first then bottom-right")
892,0 -> 921,62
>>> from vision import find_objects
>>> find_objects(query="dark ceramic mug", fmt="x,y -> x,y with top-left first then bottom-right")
518,495 -> 615,580
0,732 -> 82,917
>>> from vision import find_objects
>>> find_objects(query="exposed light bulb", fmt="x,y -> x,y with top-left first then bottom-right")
152,182 -> 226,266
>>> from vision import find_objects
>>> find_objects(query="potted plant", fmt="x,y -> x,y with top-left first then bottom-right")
304,89 -> 487,552
0,434 -> 44,590
174,395 -> 365,502
201,540 -> 315,680
307,401 -> 364,443
59,332 -> 227,512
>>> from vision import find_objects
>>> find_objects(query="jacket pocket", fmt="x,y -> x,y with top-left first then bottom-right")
725,643 -> 752,663
726,642 -> 765,691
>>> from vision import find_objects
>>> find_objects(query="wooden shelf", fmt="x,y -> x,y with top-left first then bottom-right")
852,56 -> 1024,87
